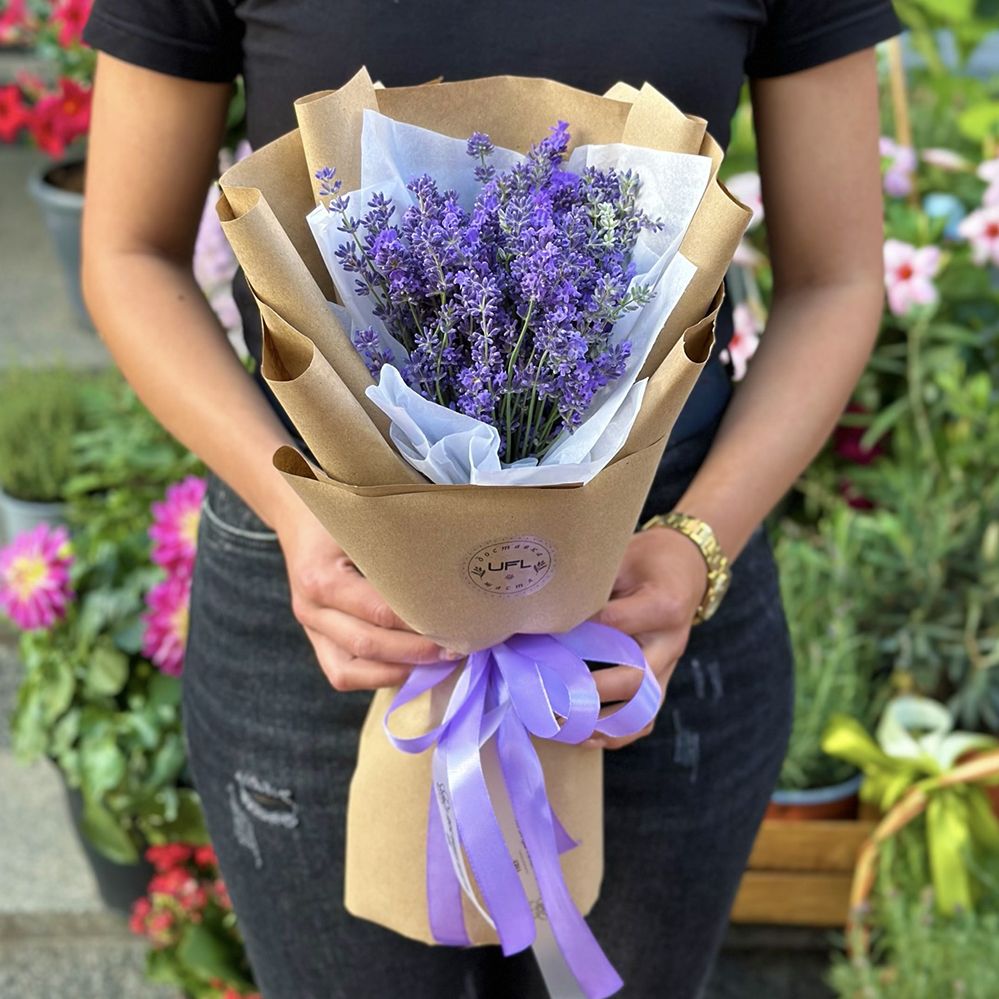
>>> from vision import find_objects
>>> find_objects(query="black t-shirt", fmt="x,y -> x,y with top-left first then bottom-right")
84,0 -> 900,445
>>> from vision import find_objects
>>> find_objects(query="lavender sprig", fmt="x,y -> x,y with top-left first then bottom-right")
318,121 -> 660,462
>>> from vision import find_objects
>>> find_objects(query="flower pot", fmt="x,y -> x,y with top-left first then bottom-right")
0,488 -> 66,541
766,772 -> 863,822
27,158 -> 93,333
64,785 -> 154,916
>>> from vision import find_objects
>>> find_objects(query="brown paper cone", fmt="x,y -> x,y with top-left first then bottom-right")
216,68 -> 748,948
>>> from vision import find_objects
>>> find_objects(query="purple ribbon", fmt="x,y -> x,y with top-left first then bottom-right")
383,621 -> 661,999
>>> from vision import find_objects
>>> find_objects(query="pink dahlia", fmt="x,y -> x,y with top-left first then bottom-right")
149,476 -> 206,576
0,524 -> 74,631
142,574 -> 191,676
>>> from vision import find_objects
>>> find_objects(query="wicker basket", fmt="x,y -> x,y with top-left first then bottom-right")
845,749 -> 999,957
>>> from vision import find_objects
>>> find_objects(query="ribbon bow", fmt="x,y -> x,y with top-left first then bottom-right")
823,695 -> 999,914
384,621 -> 661,999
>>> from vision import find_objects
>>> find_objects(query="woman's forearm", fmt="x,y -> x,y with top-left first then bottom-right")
83,251 -> 300,530
675,279 -> 885,559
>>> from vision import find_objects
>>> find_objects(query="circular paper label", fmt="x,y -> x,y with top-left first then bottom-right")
466,537 -> 554,596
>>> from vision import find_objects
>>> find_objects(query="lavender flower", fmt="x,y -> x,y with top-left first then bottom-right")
323,121 -> 659,461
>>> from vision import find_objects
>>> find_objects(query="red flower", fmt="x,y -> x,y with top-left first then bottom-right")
148,867 -> 194,898
146,843 -> 193,872
27,95 -> 67,158
128,896 -> 152,936
146,909 -> 177,947
0,85 -> 27,144
55,78 -> 91,142
50,0 -> 93,48
833,404 -> 886,467
838,478 -> 876,511
213,877 -> 233,910
193,844 -> 218,868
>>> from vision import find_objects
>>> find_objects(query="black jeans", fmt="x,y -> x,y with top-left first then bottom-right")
181,429 -> 794,999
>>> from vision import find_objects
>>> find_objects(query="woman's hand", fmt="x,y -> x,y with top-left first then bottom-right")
587,525 -> 708,750
276,503 -> 462,692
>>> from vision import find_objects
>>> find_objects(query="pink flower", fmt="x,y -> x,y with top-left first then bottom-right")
0,0 -> 33,44
880,137 -> 917,197
142,575 -> 191,676
49,0 -> 93,48
720,302 -> 761,381
883,239 -> 941,316
148,476 -> 206,576
193,844 -> 218,868
921,147 -> 969,172
0,525 -> 74,631
0,85 -> 28,143
957,204 -> 999,267
726,172 -> 763,229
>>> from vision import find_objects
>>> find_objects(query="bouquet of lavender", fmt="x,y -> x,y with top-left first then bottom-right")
216,69 -> 750,999
308,109 -> 707,486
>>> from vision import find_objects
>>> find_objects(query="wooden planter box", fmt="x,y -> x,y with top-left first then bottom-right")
730,818 -> 876,927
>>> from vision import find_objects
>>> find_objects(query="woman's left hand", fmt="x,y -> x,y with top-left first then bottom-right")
586,525 -> 708,750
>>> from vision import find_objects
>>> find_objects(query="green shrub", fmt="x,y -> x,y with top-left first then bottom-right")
0,366 -> 105,502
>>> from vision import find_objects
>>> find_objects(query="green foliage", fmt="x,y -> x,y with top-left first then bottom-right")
829,827 -> 999,998
9,376 -> 206,862
0,366 -> 108,502
775,511 -> 884,791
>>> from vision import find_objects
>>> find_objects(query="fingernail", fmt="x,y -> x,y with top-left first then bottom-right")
442,648 -> 465,661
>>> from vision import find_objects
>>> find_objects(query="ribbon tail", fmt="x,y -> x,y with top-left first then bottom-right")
496,714 -> 623,999
426,782 -> 471,946
443,658 -> 537,955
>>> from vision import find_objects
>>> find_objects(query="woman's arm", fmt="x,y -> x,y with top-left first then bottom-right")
592,49 -> 886,746
83,55 -> 454,689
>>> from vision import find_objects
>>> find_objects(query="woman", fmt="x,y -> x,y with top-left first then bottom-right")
81,3 -> 898,996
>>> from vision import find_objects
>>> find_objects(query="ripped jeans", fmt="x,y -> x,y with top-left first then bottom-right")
181,427 -> 794,999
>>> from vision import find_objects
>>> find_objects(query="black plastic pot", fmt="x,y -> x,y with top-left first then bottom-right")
64,785 -> 154,915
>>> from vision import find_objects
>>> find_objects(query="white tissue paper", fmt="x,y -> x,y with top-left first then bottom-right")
309,110 -> 711,486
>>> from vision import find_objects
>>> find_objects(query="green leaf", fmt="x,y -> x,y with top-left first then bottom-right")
145,733 -> 186,791
79,734 -> 126,798
958,100 -> 999,141
143,789 -> 208,845
177,923 -> 254,989
50,707 -> 81,757
145,948 -> 186,988
83,643 -> 129,698
38,654 -> 76,723
147,671 -> 182,709
112,616 -> 145,655
10,678 -> 49,761
80,801 -> 139,864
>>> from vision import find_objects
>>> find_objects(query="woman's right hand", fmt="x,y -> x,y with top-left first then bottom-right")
275,500 -> 462,692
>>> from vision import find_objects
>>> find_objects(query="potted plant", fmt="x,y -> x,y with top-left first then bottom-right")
0,365 -> 100,537
4,377 -> 207,912
768,509 -> 883,820
129,843 -> 260,999
0,0 -> 95,329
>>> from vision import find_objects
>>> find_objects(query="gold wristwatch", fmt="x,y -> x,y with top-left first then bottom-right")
640,511 -> 731,624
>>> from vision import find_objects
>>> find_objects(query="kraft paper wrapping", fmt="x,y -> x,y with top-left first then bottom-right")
217,68 -> 749,947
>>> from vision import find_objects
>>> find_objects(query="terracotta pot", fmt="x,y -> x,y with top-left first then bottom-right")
766,772 -> 862,822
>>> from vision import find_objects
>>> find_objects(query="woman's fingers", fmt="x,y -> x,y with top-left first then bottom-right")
307,630 -> 415,692
595,582 -> 692,636
325,571 -> 414,632
303,605 -> 457,665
